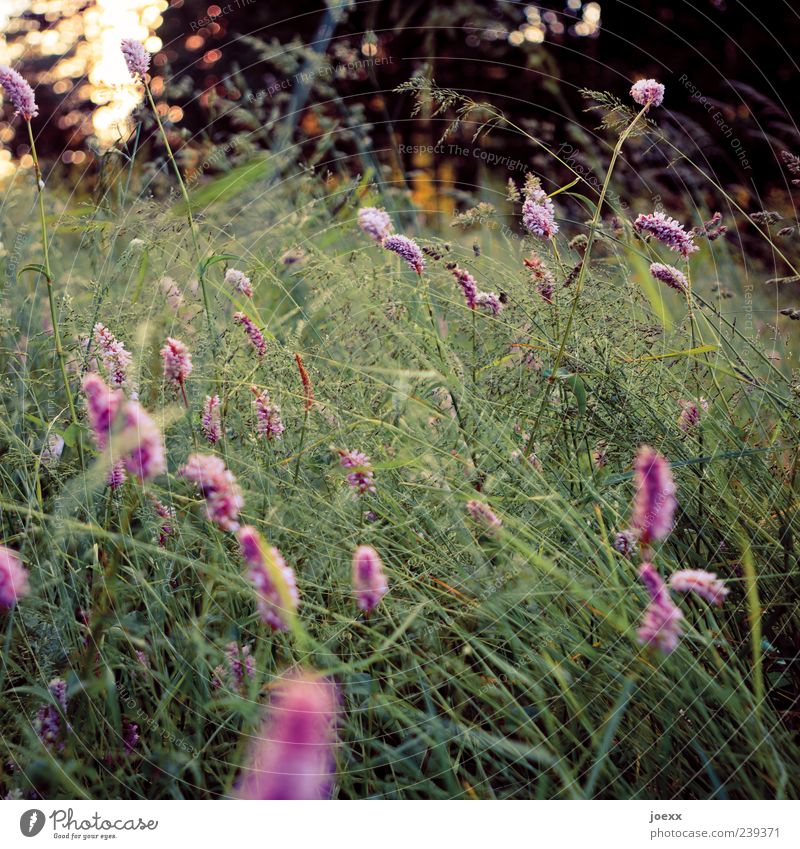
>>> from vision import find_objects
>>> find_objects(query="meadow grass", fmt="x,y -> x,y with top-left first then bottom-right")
0,79 -> 799,800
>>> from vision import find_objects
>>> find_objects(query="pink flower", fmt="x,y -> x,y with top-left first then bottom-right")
650,262 -> 688,292
630,78 -> 665,108
152,498 -> 176,547
225,268 -> 253,298
669,569 -> 729,607
452,267 -> 478,310
107,461 -> 127,490
358,207 -> 393,243
237,526 -> 299,631
467,499 -> 502,535
35,678 -> 69,749
122,720 -> 140,756
120,39 -> 151,80
236,670 -> 338,800
82,372 -> 123,449
338,449 -> 376,496
181,454 -> 243,532
201,394 -> 222,444
160,337 -> 192,392
0,64 -> 38,120
522,188 -> 558,239
475,291 -> 502,316
634,211 -> 698,258
251,386 -> 285,440
233,312 -> 266,358
613,530 -> 637,557
92,323 -> 132,387
119,401 -> 165,481
0,546 -> 29,609
677,398 -> 708,432
352,545 -> 389,613
637,563 -> 683,654
213,642 -> 256,692
630,446 -> 677,546
383,235 -> 425,274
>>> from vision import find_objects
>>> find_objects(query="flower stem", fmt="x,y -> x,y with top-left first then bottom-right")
27,120 -> 84,465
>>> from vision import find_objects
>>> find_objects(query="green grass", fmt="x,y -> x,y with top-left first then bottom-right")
0,110 -> 799,800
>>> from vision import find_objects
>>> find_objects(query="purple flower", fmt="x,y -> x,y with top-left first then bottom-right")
92,323 -> 132,387
233,312 -> 266,358
677,397 -> 708,432
613,530 -> 637,558
119,401 -> 166,481
160,337 -> 193,392
237,526 -> 299,631
522,189 -> 558,239
358,207 -> 393,243
650,262 -> 688,292
181,454 -> 243,532
352,545 -> 389,613
338,449 -> 376,496
82,372 -> 123,450
0,546 -> 29,609
251,386 -> 285,440
35,678 -> 69,749
225,268 -> 253,298
107,461 -> 127,490
467,499 -> 502,535
41,433 -> 65,466
0,65 -> 38,119
630,446 -> 677,546
213,642 -> 256,693
630,78 -> 665,108
201,394 -> 222,444
383,235 -> 425,274
669,569 -> 729,607
122,720 -> 140,756
120,39 -> 151,80
475,291 -> 502,316
634,212 -> 698,258
637,563 -> 684,654
236,670 -> 338,800
152,498 -> 176,547
452,267 -> 478,310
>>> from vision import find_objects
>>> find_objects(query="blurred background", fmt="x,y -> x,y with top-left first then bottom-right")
0,0 -> 798,219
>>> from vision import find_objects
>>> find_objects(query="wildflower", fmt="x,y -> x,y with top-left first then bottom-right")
637,563 -> 683,654
452,266 -> 478,310
592,441 -> 608,469
35,678 -> 69,749
181,454 -> 243,532
134,650 -> 150,670
338,449 -> 376,496
237,525 -> 299,631
107,461 -> 127,490
152,499 -> 176,547
522,188 -> 558,239
694,212 -> 727,241
630,78 -> 665,108
475,291 -> 502,316
383,235 -> 425,274
92,323 -> 132,387
352,545 -> 389,613
358,207 -> 393,243
120,38 -> 150,80
613,530 -> 637,558
467,499 -> 502,535
160,337 -> 193,396
295,353 -> 314,412
236,670 -> 338,800
634,211 -> 698,258
251,386 -> 285,440
119,401 -> 166,481
0,546 -> 29,609
669,569 -> 729,606
630,446 -> 677,546
225,268 -> 253,298
233,312 -> 266,358
82,372 -> 123,449
0,65 -> 38,119
122,720 -> 140,756
677,397 -> 709,432
41,433 -> 65,466
649,262 -> 688,292
201,394 -> 222,444
213,642 -> 256,692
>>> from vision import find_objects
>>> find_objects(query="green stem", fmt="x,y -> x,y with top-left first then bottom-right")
27,120 -> 84,466
293,408 -> 310,484
525,104 -> 650,458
